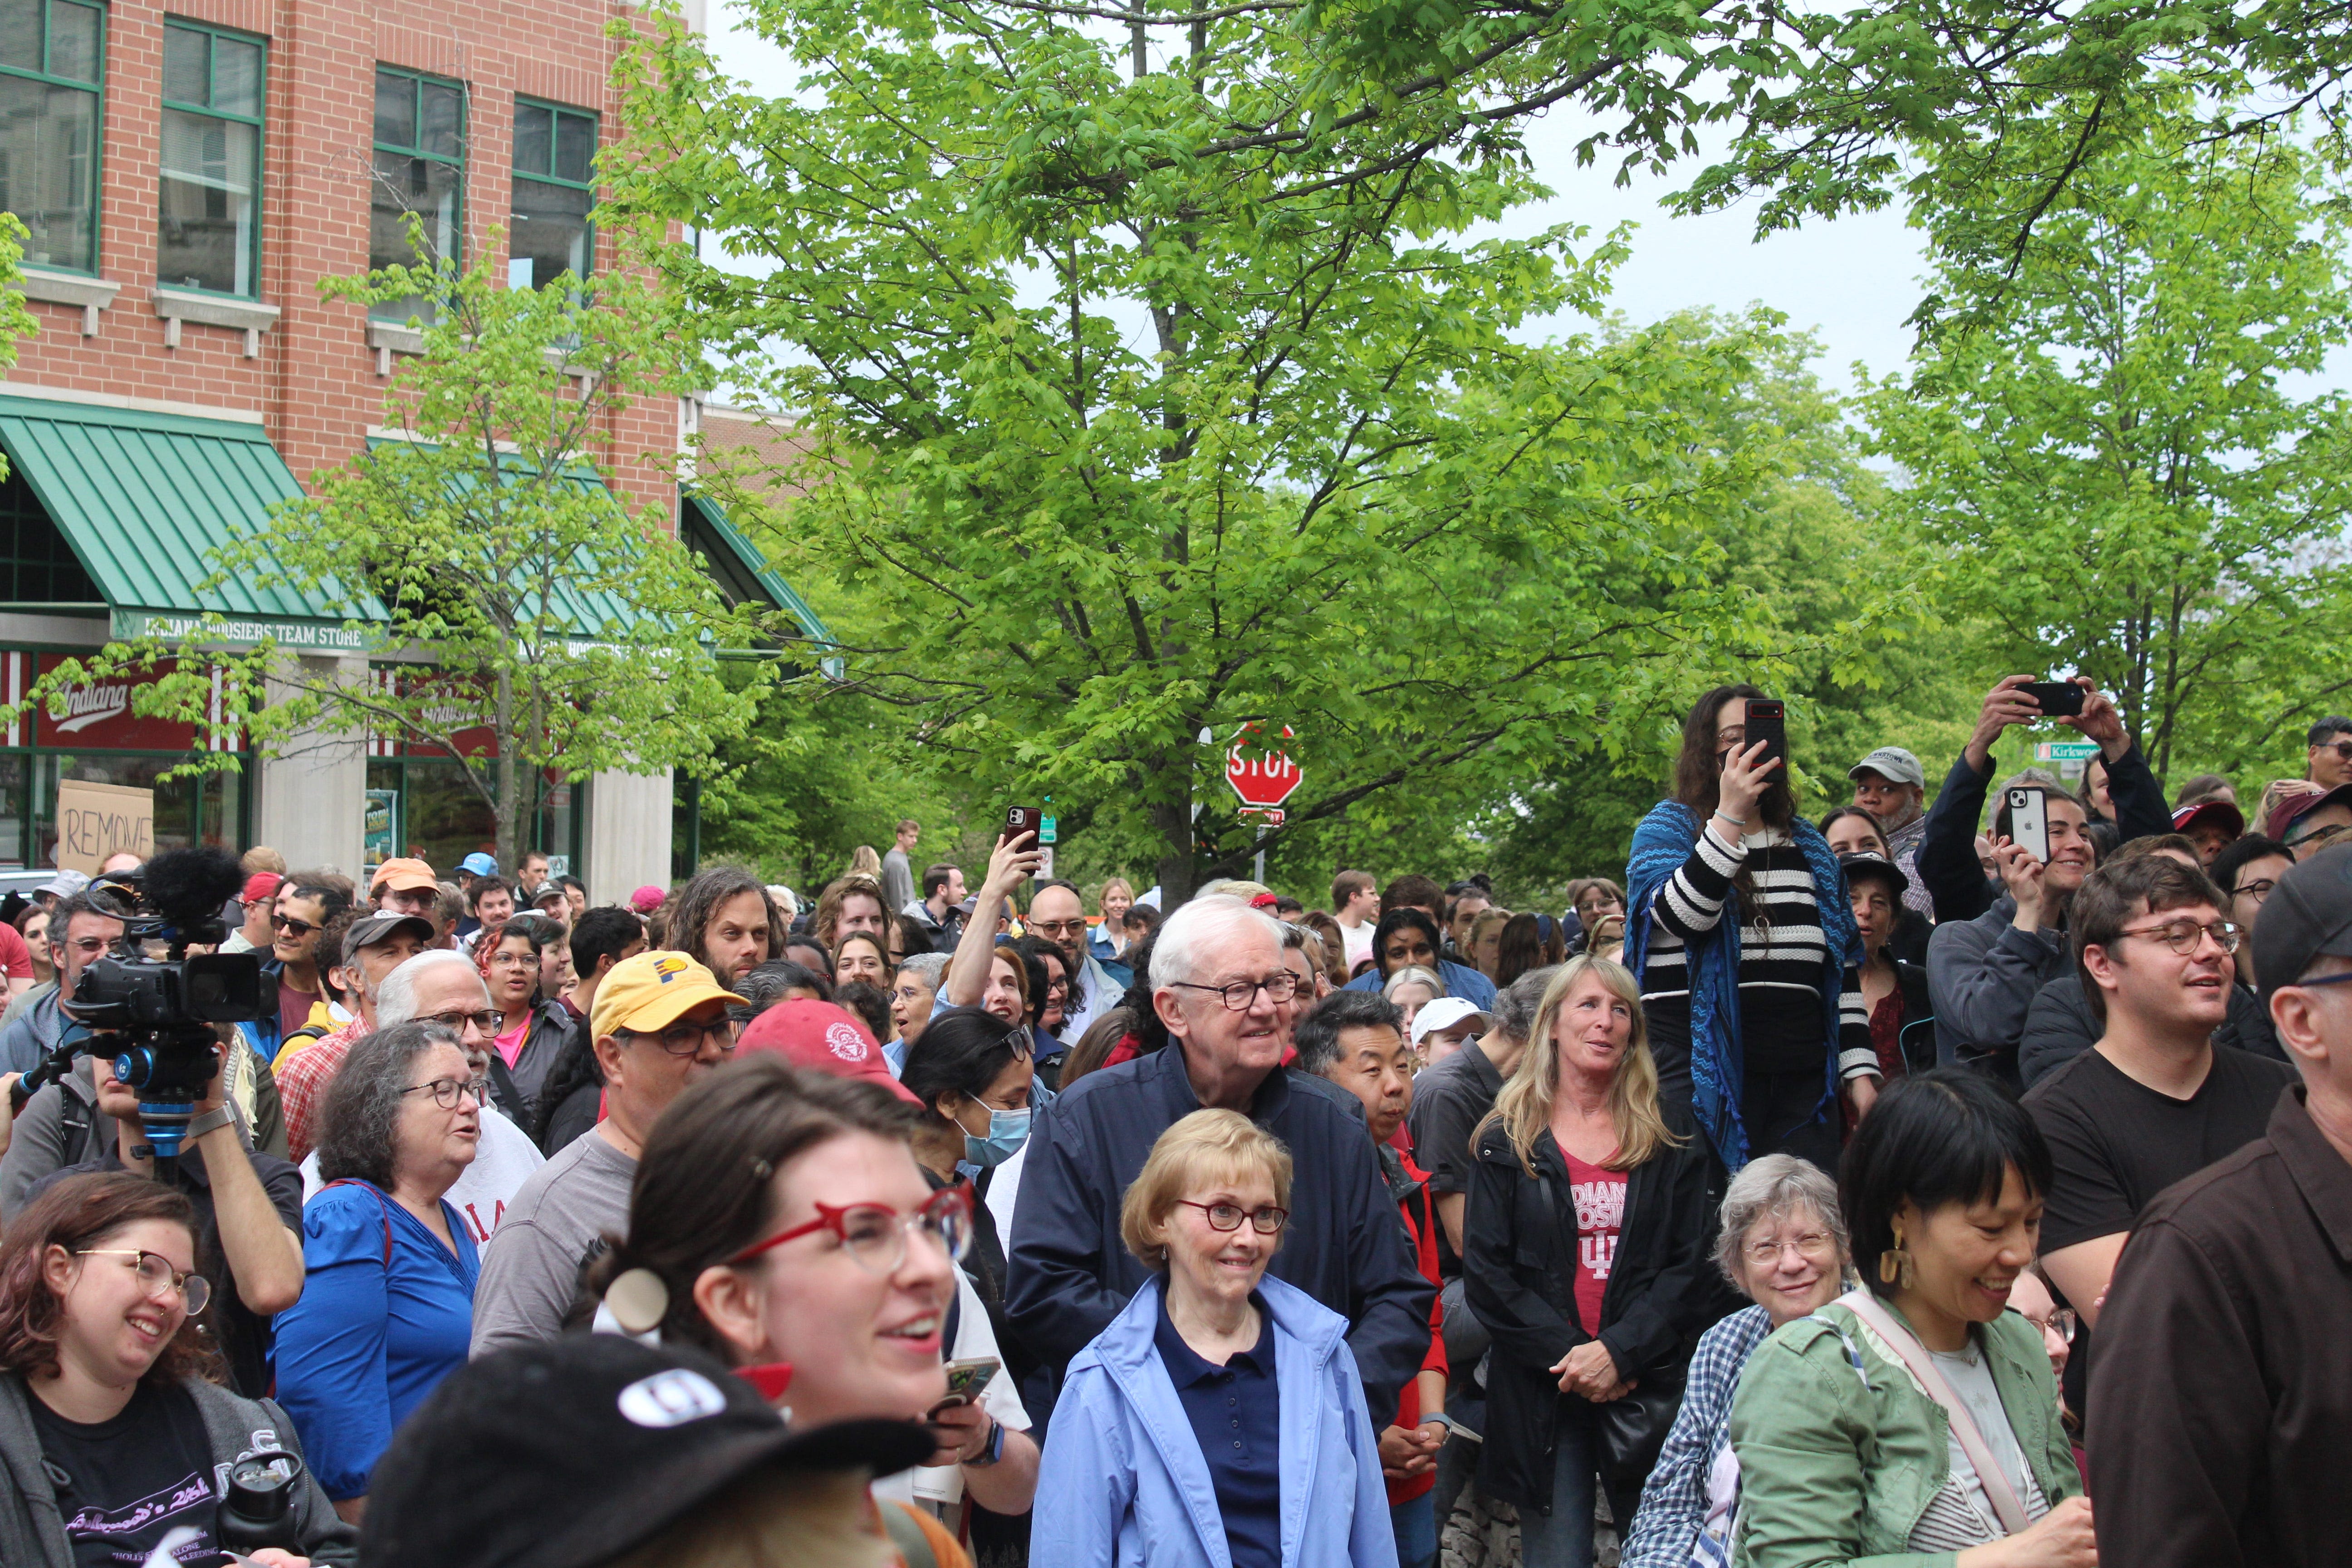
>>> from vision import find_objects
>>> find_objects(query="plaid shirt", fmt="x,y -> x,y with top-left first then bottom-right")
276,1015 -> 373,1163
1621,1303 -> 1773,1568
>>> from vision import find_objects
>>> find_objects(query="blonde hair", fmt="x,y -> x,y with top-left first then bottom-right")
1382,965 -> 1443,1002
1097,877 -> 1135,913
847,845 -> 884,879
1120,1109 -> 1294,1269
1481,955 -> 1681,1175
812,873 -> 887,952
601,1467 -> 893,1568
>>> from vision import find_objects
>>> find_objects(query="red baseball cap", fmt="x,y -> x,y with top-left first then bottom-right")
242,872 -> 284,904
736,1000 -> 922,1105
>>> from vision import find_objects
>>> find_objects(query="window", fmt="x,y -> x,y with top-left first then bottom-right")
370,66 -> 464,321
158,20 -> 264,296
510,98 -> 594,290
0,0 -> 106,274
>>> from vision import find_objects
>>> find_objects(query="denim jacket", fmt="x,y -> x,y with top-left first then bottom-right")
1727,1298 -> 2080,1568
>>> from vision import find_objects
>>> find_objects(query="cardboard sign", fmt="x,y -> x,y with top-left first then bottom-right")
54,780 -> 155,874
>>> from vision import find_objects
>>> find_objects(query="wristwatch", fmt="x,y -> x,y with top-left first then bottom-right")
965,1415 -> 1005,1468
185,1106 -> 236,1141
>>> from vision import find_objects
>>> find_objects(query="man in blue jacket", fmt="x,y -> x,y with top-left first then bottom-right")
1008,894 -> 1436,1422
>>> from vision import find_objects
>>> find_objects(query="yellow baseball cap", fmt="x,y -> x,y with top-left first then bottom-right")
591,951 -> 747,1043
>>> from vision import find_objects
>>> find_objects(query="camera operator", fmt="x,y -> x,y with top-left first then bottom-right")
0,895 -> 129,1218
23,1023 -> 305,1399
0,892 -> 121,1079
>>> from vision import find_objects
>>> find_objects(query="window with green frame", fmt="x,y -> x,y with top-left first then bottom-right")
0,0 -> 106,274
159,20 -> 265,297
510,97 -> 595,291
371,65 -> 465,322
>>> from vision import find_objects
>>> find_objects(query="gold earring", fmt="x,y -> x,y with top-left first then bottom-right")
1880,1227 -> 1915,1290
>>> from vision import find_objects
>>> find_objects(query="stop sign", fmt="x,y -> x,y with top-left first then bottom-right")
1225,723 -> 1303,809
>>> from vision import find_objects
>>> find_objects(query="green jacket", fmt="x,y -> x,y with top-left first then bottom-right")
1727,1297 -> 2080,1568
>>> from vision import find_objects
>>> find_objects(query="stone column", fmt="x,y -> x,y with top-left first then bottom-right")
253,656 -> 368,875
586,766 -> 673,901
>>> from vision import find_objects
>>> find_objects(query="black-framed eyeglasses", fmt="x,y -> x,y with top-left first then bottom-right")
401,1076 -> 489,1110
2318,740 -> 2352,761
1029,917 -> 1088,939
2291,970 -> 2352,991
1168,972 -> 1301,1010
622,1015 -> 738,1057
2116,918 -> 2241,956
76,1249 -> 211,1315
2236,878 -> 2280,905
1176,1199 -> 1289,1234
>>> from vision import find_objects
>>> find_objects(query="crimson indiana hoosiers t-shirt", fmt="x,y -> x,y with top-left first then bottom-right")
1564,1151 -> 1627,1334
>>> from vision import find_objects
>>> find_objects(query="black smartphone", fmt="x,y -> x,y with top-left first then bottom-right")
1744,699 -> 1787,776
2023,681 -> 2086,718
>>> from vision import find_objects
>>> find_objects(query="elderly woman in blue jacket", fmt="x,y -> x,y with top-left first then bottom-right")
1035,1107 -> 1398,1568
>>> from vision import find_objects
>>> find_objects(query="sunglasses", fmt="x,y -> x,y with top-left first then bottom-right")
272,913 -> 318,937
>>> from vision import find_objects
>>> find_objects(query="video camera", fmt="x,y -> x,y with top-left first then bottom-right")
17,847 -> 261,1175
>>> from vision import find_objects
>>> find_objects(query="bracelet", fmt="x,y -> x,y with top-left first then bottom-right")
1419,1411 -> 1455,1434
185,1106 -> 236,1141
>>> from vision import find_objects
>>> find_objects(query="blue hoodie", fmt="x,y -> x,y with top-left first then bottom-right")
1035,1274 -> 1399,1568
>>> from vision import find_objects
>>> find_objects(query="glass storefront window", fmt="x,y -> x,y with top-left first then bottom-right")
0,0 -> 106,274
366,756 -> 580,881
371,67 -> 466,323
32,753 -> 242,866
157,21 -> 265,297
510,97 -> 595,291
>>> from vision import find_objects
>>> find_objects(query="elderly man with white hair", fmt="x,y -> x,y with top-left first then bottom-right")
1006,893 -> 1436,1422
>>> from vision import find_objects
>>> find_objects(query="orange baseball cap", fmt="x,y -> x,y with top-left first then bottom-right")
371,857 -> 440,896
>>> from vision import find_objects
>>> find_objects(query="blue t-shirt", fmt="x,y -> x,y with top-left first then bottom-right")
1154,1288 -> 1282,1568
274,1181 -> 480,1499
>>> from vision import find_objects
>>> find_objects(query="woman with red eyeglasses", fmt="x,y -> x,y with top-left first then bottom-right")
589,1055 -> 1038,1563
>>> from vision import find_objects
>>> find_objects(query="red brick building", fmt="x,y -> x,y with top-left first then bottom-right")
0,0 -> 799,890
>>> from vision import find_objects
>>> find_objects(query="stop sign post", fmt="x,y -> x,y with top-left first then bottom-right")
1226,723 -> 1300,880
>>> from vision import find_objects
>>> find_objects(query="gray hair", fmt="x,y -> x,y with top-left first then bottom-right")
1490,964 -> 1558,1044
896,951 -> 949,988
1151,895 -> 1282,990
315,1021 -> 469,1189
1715,1153 -> 1847,1291
1382,965 -> 1444,1000
376,949 -> 486,1029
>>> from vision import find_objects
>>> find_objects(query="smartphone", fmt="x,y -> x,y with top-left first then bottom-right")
2005,786 -> 2051,865
1744,699 -> 1787,776
928,1356 -> 1001,1416
2022,681 -> 2086,718
1004,805 -> 1044,878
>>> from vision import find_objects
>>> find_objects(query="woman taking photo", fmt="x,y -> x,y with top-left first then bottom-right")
473,914 -> 578,1111
1463,956 -> 1725,1568
1627,684 -> 1875,1169
1035,1108 -> 1395,1568
275,1023 -> 483,1521
1620,1156 -> 1849,1568
0,1171 -> 355,1565
1729,1069 -> 2093,1568
589,1057 -> 1036,1551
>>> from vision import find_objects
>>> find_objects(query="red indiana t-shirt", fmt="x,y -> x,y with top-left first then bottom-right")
1564,1152 -> 1628,1333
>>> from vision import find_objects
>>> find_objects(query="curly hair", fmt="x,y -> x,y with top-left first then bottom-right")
811,873 -> 889,955
0,1172 -> 220,1386
670,865 -> 786,978
316,1022 -> 469,1191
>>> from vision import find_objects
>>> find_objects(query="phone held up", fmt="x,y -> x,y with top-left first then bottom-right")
1004,806 -> 1053,879
2005,786 -> 2052,866
1744,699 -> 1788,777
2022,680 -> 2086,718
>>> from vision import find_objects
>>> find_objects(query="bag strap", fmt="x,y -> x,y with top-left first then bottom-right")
1836,1289 -> 2031,1535
322,1178 -> 395,1269
879,1499 -> 939,1568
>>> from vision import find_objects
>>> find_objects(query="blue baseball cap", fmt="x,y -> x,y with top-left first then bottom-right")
459,852 -> 500,877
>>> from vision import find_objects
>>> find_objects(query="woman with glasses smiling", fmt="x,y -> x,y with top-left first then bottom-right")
1035,1107 -> 1397,1568
276,1021 -> 485,1524
0,1171 -> 356,1566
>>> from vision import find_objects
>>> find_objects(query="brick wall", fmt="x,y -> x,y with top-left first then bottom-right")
8,0 -> 677,514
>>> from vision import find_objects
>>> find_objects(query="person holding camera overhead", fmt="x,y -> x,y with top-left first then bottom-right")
0,1171 -> 356,1567
1626,684 -> 1877,1169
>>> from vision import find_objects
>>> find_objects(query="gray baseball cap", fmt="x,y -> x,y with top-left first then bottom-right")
1848,746 -> 1926,789
341,911 -> 437,965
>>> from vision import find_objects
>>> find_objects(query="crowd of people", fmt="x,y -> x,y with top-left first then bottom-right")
0,677 -> 2347,1568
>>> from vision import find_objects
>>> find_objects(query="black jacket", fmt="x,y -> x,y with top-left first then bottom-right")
1915,743 -> 2173,926
1461,1121 -> 1732,1511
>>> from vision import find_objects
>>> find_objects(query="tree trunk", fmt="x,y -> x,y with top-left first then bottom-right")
494,668 -> 520,875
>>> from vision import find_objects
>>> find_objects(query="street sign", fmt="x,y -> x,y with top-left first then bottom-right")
1225,723 -> 1303,810
2035,740 -> 2102,761
1238,806 -> 1287,827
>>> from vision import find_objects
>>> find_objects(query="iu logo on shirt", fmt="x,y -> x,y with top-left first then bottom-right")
1571,1177 -> 1626,1279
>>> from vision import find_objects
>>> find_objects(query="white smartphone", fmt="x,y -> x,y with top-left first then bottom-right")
2005,787 -> 2050,865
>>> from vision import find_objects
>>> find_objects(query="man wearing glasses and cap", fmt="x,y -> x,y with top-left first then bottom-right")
1848,745 -> 1932,919
471,951 -> 745,1357
274,910 -> 438,1161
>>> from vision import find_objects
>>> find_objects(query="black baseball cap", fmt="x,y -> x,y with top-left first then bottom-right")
361,1336 -> 934,1568
339,912 -> 436,967
2253,844 -> 2352,1000
1837,850 -> 1910,899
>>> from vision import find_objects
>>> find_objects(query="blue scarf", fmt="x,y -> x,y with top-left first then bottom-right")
1624,801 -> 1863,1170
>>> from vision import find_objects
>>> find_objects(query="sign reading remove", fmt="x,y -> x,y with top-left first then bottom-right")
55,780 -> 155,874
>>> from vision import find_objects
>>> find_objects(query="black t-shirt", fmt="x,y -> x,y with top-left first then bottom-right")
31,1143 -> 304,1400
1406,1040 -> 1504,1278
29,1380 -> 219,1568
2023,1042 -> 2296,1430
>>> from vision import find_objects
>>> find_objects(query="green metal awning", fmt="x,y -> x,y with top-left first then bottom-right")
0,393 -> 372,650
680,491 -> 833,646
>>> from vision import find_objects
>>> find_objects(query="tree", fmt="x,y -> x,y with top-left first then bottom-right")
612,3 -> 1849,902
0,215 -> 38,481
1862,114 -> 2352,788
19,226 -> 788,870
